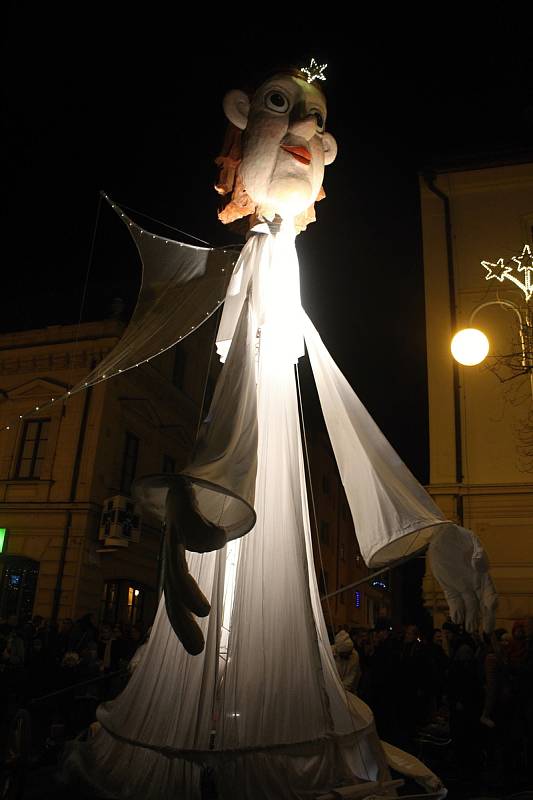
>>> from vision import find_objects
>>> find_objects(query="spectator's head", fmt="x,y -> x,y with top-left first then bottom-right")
500,632 -> 512,649
432,628 -> 443,647
334,629 -> 354,659
62,651 -> 80,668
80,644 -> 98,664
403,624 -> 420,644
442,620 -> 460,643
78,613 -> 96,631
512,620 -> 526,640
374,617 -> 393,642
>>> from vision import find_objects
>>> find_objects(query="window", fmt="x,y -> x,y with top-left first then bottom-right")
127,584 -> 144,624
16,419 -> 50,478
101,580 -> 146,625
120,433 -> 139,495
172,346 -> 187,390
162,454 -> 175,474
319,521 -> 330,545
101,581 -> 120,625
0,557 -> 40,623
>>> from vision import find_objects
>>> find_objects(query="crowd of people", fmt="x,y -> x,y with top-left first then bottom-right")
0,613 -> 149,737
1,610 -> 532,791
332,617 -> 533,788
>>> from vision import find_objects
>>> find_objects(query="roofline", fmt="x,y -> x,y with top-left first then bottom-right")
0,319 -> 126,352
418,147 -> 533,176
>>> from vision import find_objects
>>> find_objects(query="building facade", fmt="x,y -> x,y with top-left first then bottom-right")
0,315 -> 384,634
0,317 -> 216,628
308,433 -> 391,632
419,160 -> 533,628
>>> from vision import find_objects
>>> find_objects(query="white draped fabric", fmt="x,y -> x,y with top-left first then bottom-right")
302,313 -> 448,567
68,195 -> 236,394
63,221 -> 447,798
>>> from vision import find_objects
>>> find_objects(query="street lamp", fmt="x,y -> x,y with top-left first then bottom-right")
451,244 -> 533,399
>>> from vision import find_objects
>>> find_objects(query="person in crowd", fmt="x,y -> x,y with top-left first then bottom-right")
129,626 -> 152,673
444,621 -> 483,780
396,624 -> 429,745
523,617 -> 533,783
426,628 -> 449,715
68,612 -> 98,655
26,633 -> 51,700
499,618 -> 533,786
2,616 -> 25,666
363,618 -> 400,744
121,624 -> 143,663
97,624 -> 114,671
332,629 -> 361,693
507,619 -> 527,668
54,618 -> 74,662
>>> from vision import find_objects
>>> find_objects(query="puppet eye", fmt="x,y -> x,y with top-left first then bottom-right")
265,90 -> 290,113
311,110 -> 325,132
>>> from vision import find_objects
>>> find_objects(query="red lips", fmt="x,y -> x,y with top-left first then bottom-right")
280,145 -> 312,165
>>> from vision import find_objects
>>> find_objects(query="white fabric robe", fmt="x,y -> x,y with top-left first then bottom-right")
63,218 -> 448,799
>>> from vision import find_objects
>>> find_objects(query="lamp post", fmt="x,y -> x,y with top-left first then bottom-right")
451,245 -> 533,401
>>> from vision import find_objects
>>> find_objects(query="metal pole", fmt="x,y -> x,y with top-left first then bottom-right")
321,546 -> 427,601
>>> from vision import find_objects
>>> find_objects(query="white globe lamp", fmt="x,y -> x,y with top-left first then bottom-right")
451,328 -> 490,366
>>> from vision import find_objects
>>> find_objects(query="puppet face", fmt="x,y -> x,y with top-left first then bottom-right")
224,74 -> 337,220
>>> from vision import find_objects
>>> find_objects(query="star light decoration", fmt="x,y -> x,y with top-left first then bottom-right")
300,58 -> 327,84
482,244 -> 533,302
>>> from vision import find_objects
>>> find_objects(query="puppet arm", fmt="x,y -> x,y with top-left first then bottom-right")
428,523 -> 498,633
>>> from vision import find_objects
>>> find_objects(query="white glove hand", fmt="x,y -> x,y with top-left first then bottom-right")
428,523 -> 498,633
163,478 -> 227,655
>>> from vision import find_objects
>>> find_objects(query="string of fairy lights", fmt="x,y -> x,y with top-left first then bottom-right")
1,194 -> 237,436
3,54 -> 328,436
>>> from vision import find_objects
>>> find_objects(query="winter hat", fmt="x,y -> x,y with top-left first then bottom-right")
334,630 -> 354,654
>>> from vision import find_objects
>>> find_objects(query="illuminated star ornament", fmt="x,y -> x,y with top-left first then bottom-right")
300,58 -> 327,84
481,257 -> 512,282
512,243 -> 533,277
481,244 -> 533,302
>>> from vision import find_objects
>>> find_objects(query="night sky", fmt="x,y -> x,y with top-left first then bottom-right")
5,9 -> 533,486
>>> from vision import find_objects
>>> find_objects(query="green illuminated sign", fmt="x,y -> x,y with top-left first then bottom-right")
0,528 -> 6,554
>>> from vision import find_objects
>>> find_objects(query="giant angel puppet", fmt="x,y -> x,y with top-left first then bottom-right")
64,62 -> 497,800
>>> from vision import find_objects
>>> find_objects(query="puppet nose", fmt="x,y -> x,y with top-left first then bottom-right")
288,115 -> 317,140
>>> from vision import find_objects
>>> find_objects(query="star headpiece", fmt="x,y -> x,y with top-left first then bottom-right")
300,58 -> 327,84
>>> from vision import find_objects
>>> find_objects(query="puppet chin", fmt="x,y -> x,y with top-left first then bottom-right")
263,176 -> 315,219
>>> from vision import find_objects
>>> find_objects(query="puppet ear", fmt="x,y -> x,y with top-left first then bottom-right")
323,133 -> 338,166
223,90 -> 250,130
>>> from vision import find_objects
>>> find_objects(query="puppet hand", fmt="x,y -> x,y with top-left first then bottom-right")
163,480 -> 226,655
428,524 -> 497,634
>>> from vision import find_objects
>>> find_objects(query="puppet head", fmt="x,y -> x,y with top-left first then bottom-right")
215,65 -> 337,230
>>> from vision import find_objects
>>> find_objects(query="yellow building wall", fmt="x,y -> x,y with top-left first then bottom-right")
420,163 -> 533,629
0,317 -> 216,624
